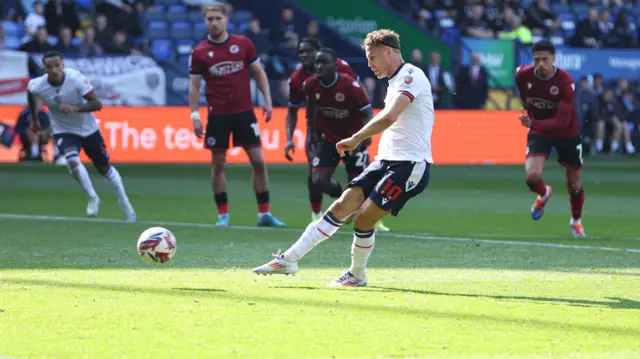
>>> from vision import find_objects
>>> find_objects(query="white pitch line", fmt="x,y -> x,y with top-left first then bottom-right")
1,213 -> 639,254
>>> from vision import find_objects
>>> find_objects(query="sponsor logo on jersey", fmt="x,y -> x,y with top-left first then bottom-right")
229,45 -> 239,54
318,106 -> 350,119
527,97 -> 558,110
549,86 -> 559,95
208,61 -> 244,76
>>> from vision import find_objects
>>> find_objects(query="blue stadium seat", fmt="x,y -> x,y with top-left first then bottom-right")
4,35 -> 21,50
166,5 -> 188,22
158,0 -> 181,5
176,39 -> 195,56
551,3 -> 570,14
434,10 -> 448,19
148,21 -> 170,38
230,9 -> 253,25
2,21 -> 22,37
633,8 -> 640,17
74,0 -> 93,9
193,22 -> 207,39
571,4 -> 589,16
171,22 -> 193,39
72,37 -> 82,46
152,39 -> 174,61
438,18 -> 455,29
558,13 -> 576,36
144,10 -> 166,23
188,11 -> 203,23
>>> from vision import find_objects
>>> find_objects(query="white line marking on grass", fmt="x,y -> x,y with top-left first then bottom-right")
1,213 -> 639,254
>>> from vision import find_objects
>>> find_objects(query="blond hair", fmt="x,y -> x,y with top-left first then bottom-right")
362,29 -> 401,51
202,2 -> 228,16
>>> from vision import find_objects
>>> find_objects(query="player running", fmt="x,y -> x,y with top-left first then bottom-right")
188,3 -> 286,228
254,29 -> 434,287
27,51 -> 136,221
304,48 -> 374,221
516,40 -> 585,238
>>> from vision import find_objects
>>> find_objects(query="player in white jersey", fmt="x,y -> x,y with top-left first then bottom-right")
253,29 -> 434,286
27,51 -> 136,221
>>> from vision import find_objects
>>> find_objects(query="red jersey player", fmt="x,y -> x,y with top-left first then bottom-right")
516,40 -> 585,237
188,3 -> 286,228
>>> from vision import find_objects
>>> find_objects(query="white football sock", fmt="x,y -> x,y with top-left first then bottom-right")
570,217 -> 581,225
596,139 -> 604,151
348,228 -> 375,278
104,166 -> 131,205
611,140 -> 620,152
30,144 -> 39,158
283,212 -> 343,262
67,157 -> 98,199
625,141 -> 636,153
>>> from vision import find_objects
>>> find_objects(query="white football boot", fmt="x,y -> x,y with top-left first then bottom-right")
253,250 -> 299,276
86,197 -> 100,217
327,271 -> 368,287
119,199 -> 137,222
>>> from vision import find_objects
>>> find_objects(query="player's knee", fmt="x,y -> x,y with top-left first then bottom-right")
249,157 -> 266,173
352,211 -> 375,231
525,171 -> 543,186
311,173 -> 329,189
66,156 -> 81,168
95,164 -> 110,176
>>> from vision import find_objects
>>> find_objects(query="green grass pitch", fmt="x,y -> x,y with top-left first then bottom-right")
1,158 -> 639,359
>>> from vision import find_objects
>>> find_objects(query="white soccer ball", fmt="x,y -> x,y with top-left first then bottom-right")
137,227 -> 177,265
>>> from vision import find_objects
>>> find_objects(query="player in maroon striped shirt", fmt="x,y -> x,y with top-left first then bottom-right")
516,40 -> 585,237
188,3 -> 286,228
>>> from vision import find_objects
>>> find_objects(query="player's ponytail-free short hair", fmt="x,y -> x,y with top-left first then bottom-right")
298,37 -> 322,51
320,47 -> 337,60
362,29 -> 401,51
42,51 -> 63,62
531,39 -> 555,55
202,2 -> 228,16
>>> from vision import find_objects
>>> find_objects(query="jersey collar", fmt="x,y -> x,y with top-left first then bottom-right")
389,63 -> 407,80
534,66 -> 558,81
319,73 -> 339,88
47,73 -> 65,87
207,33 -> 229,45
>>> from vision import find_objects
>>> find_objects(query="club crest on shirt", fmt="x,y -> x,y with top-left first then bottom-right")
549,86 -> 559,95
404,76 -> 413,85
229,45 -> 239,54
335,92 -> 345,102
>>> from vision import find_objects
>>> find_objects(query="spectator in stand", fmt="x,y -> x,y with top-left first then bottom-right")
463,5 -> 495,39
576,76 -> 595,126
304,20 -> 323,44
95,0 -> 143,38
454,52 -> 489,109
598,9 -> 616,47
272,7 -> 296,45
104,29 -> 140,55
571,8 -> 602,48
24,1 -> 46,41
589,86 -> 635,154
245,17 -> 272,62
94,14 -> 115,50
1,0 -> 25,22
610,10 -> 637,48
0,26 -> 4,51
592,73 -> 604,95
45,0 -> 80,37
277,31 -> 299,75
524,0 -> 559,37
616,78 -> 630,98
19,25 -> 54,53
77,27 -> 103,57
55,26 -> 79,54
499,13 -> 532,44
424,51 -> 447,109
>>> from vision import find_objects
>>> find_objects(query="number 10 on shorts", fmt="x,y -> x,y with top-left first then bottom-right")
380,178 -> 402,201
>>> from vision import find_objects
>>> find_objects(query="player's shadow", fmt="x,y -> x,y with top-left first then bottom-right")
271,285 -> 640,310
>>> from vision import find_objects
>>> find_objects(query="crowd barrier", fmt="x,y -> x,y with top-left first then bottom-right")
0,106 -> 528,164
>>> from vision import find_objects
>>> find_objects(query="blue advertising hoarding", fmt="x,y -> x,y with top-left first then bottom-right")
517,46 -> 640,81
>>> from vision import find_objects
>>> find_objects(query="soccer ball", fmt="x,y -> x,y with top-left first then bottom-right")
137,227 -> 177,265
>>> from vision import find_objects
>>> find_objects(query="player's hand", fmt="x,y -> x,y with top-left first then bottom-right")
263,104 -> 273,123
284,140 -> 295,162
519,113 -> 533,128
336,136 -> 360,157
192,119 -> 204,138
59,104 -> 77,114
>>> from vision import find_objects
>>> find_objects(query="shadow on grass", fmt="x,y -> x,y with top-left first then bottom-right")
3,277 -> 640,338
271,285 -> 640,310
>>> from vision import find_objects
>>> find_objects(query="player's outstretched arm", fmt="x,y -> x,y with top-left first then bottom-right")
26,91 -> 41,134
336,94 -> 411,156
250,62 -> 273,122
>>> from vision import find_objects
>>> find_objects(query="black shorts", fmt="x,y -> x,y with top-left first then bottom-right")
204,110 -> 261,150
526,133 -> 583,168
311,139 -> 369,177
54,130 -> 109,166
345,159 -> 430,216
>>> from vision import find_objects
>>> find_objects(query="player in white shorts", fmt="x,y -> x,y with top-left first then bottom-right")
253,29 -> 435,286
27,51 -> 136,221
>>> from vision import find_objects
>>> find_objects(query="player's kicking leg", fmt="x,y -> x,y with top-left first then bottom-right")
252,186 -> 364,276
85,131 -> 136,222
54,134 -> 101,216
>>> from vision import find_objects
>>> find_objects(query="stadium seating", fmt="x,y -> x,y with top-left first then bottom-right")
152,39 -> 174,61
171,22 -> 193,39
148,21 -> 170,39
